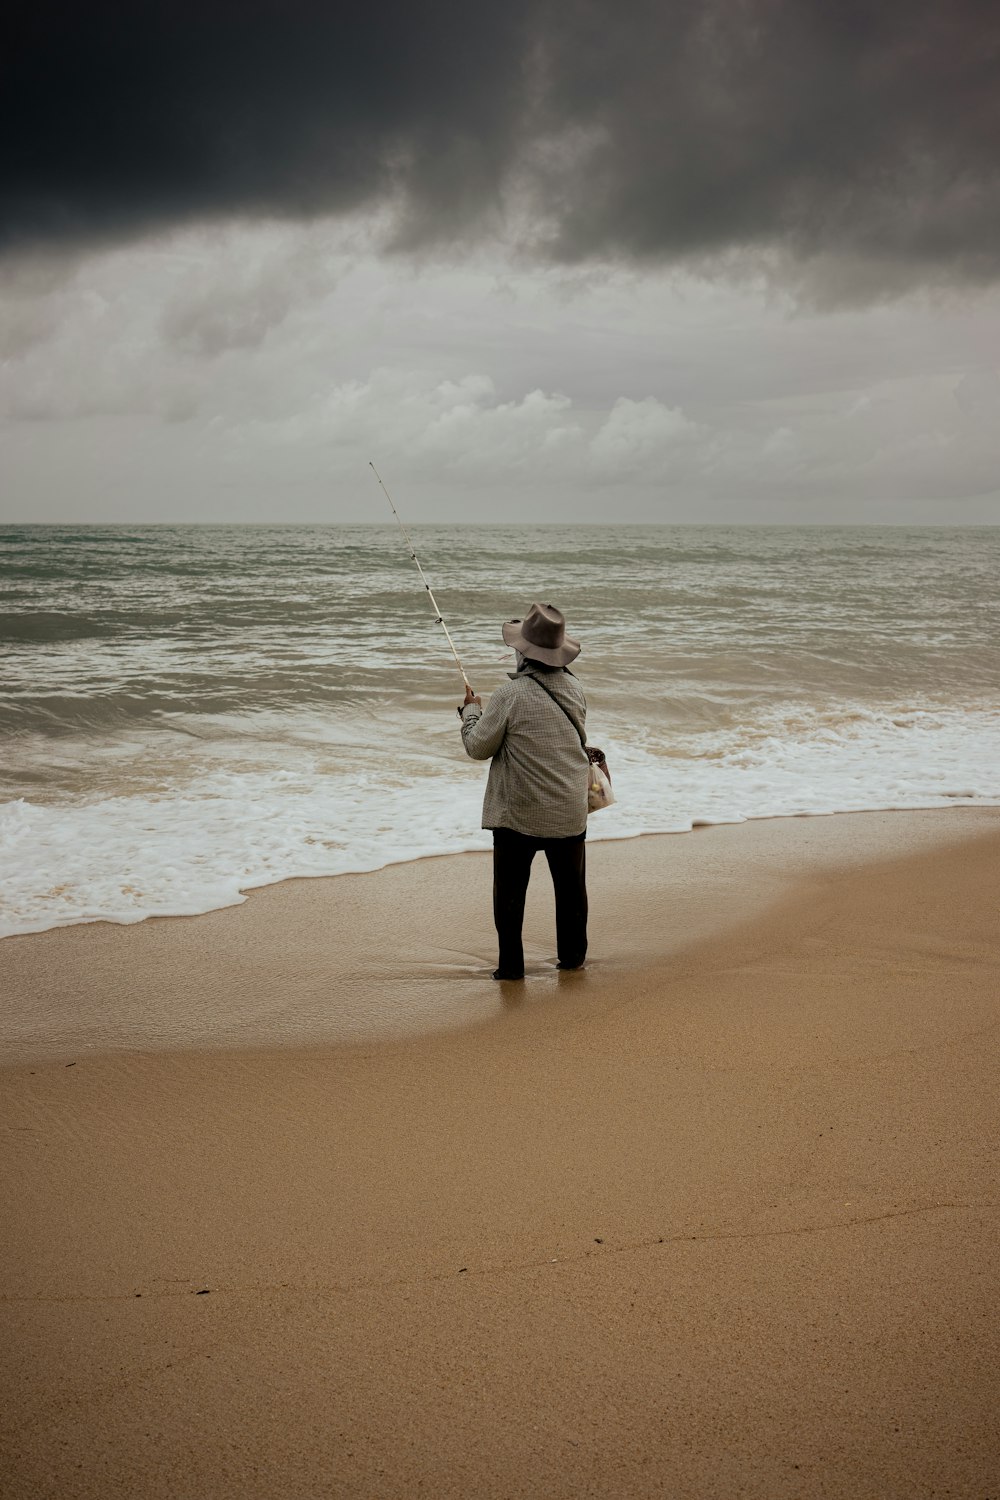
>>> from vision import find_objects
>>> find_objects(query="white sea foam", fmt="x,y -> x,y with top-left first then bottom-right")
2,702 -> 997,939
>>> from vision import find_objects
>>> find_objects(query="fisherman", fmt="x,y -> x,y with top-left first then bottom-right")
459,602 -> 589,981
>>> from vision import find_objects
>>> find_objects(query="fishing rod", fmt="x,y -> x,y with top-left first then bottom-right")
369,461 -> 473,692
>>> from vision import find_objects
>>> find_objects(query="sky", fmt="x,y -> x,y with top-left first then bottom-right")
3,0 -> 999,523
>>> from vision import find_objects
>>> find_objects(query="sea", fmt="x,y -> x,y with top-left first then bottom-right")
2,524 -> 998,939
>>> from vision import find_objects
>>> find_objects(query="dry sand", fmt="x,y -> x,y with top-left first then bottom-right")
1,810 -> 999,1498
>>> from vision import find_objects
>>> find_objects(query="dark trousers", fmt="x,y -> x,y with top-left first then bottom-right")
492,827 -> 588,977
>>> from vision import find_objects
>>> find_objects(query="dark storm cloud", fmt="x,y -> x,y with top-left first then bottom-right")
4,0 -> 1000,287
3,0 -> 534,243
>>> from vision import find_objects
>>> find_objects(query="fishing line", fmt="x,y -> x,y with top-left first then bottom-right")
369,461 -> 473,691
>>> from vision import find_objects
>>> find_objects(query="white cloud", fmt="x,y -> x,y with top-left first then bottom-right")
250,369 -> 586,479
759,426 -> 800,466
954,368 -> 1000,421
590,396 -> 703,476
2,218 -> 1000,521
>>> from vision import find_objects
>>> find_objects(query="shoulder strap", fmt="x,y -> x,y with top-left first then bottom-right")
526,673 -> 587,750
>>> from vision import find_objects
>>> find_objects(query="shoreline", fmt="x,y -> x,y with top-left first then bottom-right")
2,804 -> 998,1497
2,805 -> 997,1065
4,788 -> 999,944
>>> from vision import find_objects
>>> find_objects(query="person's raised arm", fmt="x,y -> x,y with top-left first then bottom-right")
459,680 -> 511,760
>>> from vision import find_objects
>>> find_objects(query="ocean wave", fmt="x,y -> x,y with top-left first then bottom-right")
3,523 -> 999,936
2,700 -> 998,939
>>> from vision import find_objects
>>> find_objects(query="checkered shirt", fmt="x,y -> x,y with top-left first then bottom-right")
460,668 -> 589,838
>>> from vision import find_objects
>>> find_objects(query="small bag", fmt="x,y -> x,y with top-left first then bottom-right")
586,746 -> 615,813
530,677 -> 616,814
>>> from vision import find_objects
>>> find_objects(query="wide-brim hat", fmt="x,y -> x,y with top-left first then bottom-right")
502,601 -> 581,667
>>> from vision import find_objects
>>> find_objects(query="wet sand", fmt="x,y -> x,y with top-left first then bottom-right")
1,810 -> 999,1498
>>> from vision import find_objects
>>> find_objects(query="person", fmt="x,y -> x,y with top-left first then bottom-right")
459,601 -> 589,981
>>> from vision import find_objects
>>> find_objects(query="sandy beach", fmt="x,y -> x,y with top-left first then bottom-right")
2,809 -> 998,1498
